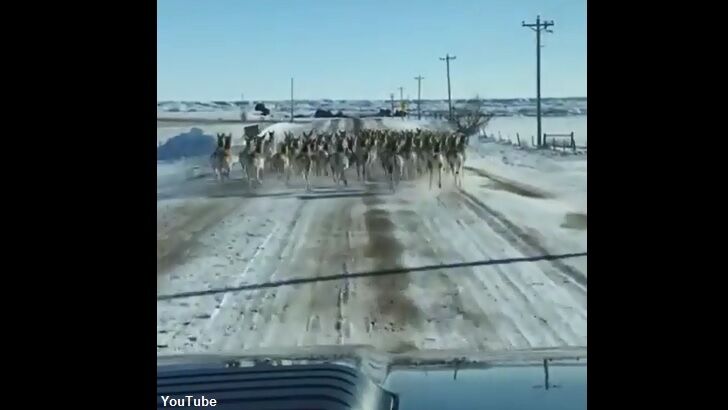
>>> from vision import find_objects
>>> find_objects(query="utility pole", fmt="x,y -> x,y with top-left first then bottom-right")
522,15 -> 554,147
398,86 -> 404,118
390,93 -> 395,113
414,75 -> 424,120
439,54 -> 456,120
240,92 -> 246,121
290,78 -> 294,123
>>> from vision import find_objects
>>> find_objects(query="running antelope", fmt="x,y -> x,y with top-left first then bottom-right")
330,135 -> 351,187
245,136 -> 266,186
210,133 -> 235,181
291,130 -> 315,191
353,133 -> 369,181
382,137 -> 406,191
426,134 -> 446,189
363,136 -> 379,182
271,140 -> 291,183
446,133 -> 467,188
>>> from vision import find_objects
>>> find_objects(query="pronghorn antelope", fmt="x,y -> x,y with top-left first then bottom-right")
263,131 -> 276,171
210,133 -> 226,181
241,136 -> 266,186
426,134 -> 446,189
209,126 -> 469,191
291,130 -> 315,191
238,136 -> 253,180
353,133 -> 369,181
210,133 -> 235,181
446,133 -> 467,188
314,133 -> 332,177
401,131 -> 419,179
380,136 -> 406,191
330,135 -> 351,187
270,140 -> 291,183
363,135 -> 379,182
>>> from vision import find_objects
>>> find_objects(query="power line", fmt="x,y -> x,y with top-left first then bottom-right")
439,54 -> 456,120
522,15 -> 555,147
157,252 -> 587,301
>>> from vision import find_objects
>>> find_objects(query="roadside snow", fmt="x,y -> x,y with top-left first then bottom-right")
486,116 -> 587,146
374,117 -> 453,132
157,124 -> 254,146
462,140 -> 587,274
467,142 -> 586,212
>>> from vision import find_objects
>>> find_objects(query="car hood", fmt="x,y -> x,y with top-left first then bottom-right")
158,346 -> 586,410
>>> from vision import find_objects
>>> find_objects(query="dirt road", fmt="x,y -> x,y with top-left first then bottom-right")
157,119 -> 587,354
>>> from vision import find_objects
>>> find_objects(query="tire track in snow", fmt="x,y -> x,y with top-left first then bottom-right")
457,188 -> 587,291
205,221 -> 280,325
448,190 -> 586,338
417,199 -> 532,349
441,190 -> 586,344
434,193 -> 578,347
303,197 -> 357,345
386,203 -> 501,350
161,200 -> 288,352
157,199 -> 241,276
158,199 -> 265,352
361,194 -> 424,350
214,200 -> 310,351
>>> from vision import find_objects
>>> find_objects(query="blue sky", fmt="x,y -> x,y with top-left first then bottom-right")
157,0 -> 586,101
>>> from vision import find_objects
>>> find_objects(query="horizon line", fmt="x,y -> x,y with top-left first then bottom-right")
158,96 -> 587,102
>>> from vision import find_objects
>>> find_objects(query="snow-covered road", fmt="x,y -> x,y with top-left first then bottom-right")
157,118 -> 587,355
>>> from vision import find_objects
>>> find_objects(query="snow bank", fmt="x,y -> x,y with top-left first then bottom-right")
157,128 -> 217,161
467,141 -> 587,213
157,124 -> 264,147
157,110 -> 242,121
462,140 -> 587,274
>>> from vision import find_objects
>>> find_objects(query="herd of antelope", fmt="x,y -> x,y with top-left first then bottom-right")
210,128 -> 469,191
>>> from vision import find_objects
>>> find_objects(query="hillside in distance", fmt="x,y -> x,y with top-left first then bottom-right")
158,98 -> 587,119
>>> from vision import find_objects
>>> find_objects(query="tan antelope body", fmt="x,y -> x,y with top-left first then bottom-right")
330,135 -> 351,187
446,133 -> 467,188
208,127 -> 467,191
210,133 -> 235,181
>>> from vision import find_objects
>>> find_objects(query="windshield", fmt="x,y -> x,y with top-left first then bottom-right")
157,0 -> 586,361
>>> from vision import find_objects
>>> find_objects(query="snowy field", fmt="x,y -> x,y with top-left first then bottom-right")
488,116 -> 587,146
158,98 -> 586,119
157,116 -> 587,354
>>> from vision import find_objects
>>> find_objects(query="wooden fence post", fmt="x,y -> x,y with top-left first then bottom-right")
570,131 -> 576,152
516,133 -> 521,147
